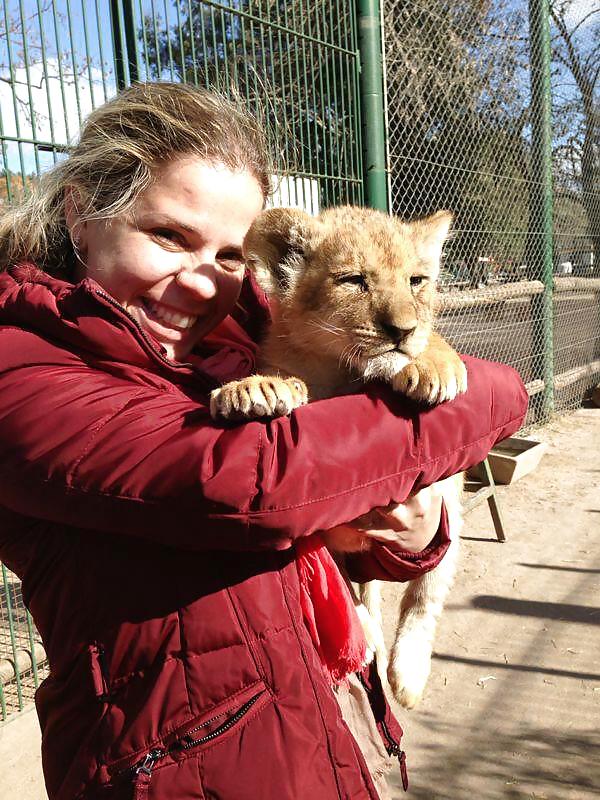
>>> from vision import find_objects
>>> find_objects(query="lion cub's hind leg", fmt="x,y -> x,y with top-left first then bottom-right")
387,475 -> 463,709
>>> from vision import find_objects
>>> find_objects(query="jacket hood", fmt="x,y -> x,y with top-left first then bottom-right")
0,264 -> 270,389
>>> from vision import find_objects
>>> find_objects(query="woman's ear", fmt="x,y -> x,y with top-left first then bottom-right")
243,207 -> 319,298
64,186 -> 88,258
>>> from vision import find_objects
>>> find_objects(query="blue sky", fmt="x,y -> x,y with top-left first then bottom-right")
1,0 -> 597,176
1,0 -> 118,173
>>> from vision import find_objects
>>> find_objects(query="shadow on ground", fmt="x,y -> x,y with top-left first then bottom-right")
390,718 -> 600,800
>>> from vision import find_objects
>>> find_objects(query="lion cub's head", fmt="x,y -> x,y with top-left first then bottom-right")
243,206 -> 452,381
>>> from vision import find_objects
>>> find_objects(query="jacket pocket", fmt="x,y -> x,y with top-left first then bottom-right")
105,681 -> 273,797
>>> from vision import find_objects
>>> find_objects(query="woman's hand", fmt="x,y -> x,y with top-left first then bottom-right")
322,486 -> 443,554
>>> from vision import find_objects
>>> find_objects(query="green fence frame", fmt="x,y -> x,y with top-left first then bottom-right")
1,563 -> 47,721
528,0 -> 555,420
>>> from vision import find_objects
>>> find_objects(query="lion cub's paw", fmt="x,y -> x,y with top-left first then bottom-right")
393,355 -> 467,405
387,632 -> 433,709
210,375 -> 308,420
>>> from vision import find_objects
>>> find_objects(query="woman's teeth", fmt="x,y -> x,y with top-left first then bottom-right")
143,299 -> 197,330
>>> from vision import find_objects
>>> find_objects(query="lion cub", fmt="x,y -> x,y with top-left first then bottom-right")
211,206 -> 466,708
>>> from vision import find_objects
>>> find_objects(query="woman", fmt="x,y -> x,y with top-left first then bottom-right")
0,83 -> 527,800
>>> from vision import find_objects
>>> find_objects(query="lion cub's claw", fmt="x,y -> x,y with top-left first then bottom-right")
210,375 -> 308,420
393,356 -> 467,405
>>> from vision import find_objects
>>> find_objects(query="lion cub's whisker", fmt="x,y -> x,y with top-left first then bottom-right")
340,342 -> 364,372
308,317 -> 345,336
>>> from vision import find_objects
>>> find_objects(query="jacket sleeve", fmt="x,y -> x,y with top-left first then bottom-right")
345,500 -> 452,583
0,333 -> 528,552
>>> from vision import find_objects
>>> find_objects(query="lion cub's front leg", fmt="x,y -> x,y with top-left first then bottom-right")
210,375 -> 308,420
393,332 -> 468,404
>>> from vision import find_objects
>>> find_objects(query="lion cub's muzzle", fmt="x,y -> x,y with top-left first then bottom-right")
380,320 -> 418,346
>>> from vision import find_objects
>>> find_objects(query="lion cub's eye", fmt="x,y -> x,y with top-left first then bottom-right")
410,276 -> 427,288
335,274 -> 368,291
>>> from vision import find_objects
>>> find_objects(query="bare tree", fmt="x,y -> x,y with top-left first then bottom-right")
384,0 -> 530,269
551,1 -> 599,262
140,1 -> 361,204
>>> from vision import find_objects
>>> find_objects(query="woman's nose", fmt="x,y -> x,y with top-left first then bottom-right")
175,266 -> 218,300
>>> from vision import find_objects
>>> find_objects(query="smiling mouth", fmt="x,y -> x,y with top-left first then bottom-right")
141,298 -> 198,330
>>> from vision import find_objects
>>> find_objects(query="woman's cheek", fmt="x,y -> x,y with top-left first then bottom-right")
217,269 -> 245,311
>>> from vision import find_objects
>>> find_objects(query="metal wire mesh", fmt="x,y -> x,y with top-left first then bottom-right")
0,564 -> 48,720
0,0 -> 115,197
383,0 -> 600,426
0,0 -> 363,211
134,0 -> 363,209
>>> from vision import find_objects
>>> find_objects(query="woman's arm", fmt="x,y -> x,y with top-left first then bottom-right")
0,327 -> 527,551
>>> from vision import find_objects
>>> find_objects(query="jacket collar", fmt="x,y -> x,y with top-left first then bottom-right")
0,264 -> 269,389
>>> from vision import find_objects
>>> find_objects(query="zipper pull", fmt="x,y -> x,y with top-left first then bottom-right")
132,748 -> 166,800
398,749 -> 409,792
384,738 -> 409,790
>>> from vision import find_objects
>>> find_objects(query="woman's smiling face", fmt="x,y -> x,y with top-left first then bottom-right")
69,157 -> 264,361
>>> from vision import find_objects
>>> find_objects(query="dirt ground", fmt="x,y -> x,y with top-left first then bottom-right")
385,406 -> 600,800
0,407 -> 598,800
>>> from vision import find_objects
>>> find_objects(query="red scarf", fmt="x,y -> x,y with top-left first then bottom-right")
295,534 -> 367,684
196,314 -> 366,684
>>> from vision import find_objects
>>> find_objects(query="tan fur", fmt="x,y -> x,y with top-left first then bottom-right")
210,206 -> 467,708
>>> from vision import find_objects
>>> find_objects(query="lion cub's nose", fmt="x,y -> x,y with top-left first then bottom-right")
381,321 -> 417,343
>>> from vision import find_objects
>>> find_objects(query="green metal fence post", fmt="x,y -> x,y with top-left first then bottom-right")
110,0 -> 127,90
357,0 -> 388,212
122,0 -> 140,84
25,611 -> 39,688
110,0 -> 140,90
0,678 -> 6,721
529,0 -> 554,419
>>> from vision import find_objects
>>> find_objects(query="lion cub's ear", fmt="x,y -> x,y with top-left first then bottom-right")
243,208 -> 320,297
410,210 -> 454,266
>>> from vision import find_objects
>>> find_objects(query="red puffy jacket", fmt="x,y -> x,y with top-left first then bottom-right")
0,265 -> 528,800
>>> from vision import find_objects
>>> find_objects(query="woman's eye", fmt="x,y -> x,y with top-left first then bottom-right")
152,229 -> 185,246
336,274 -> 368,291
218,253 -> 245,272
410,276 -> 427,287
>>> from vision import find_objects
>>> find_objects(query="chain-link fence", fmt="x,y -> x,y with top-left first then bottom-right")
0,564 -> 47,720
384,0 -> 599,426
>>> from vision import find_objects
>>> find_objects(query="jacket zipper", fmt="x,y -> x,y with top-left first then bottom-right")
96,643 -> 111,701
379,718 -> 401,757
355,671 -> 409,792
178,692 -> 263,749
120,691 -> 264,796
129,748 -> 168,800
93,289 -> 194,372
380,718 -> 408,792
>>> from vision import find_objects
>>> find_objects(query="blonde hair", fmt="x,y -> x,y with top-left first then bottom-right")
0,82 -> 272,274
